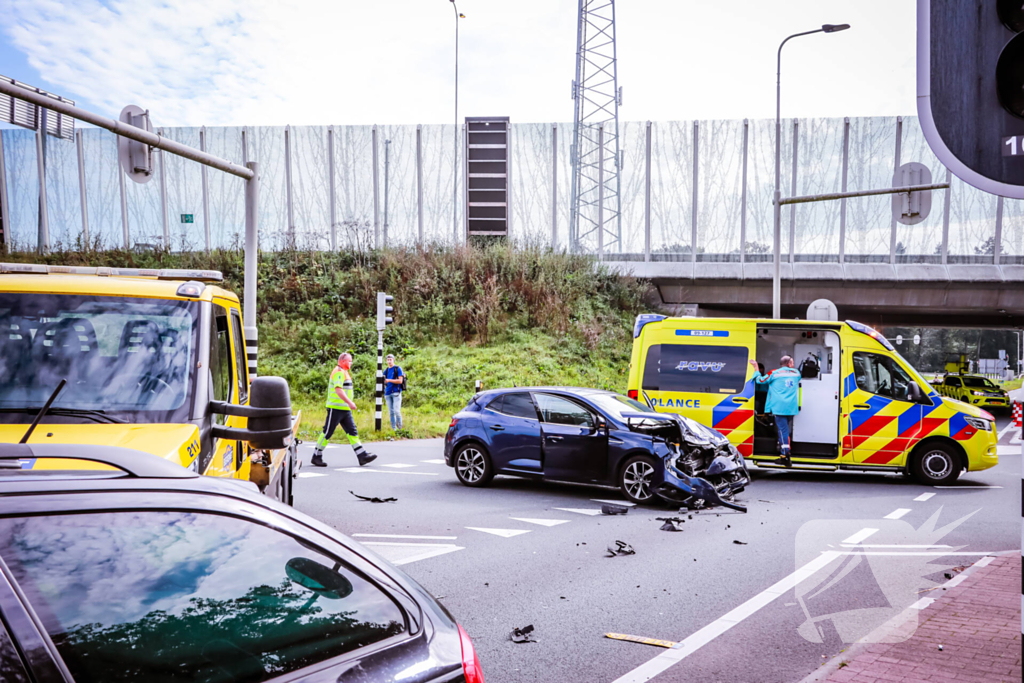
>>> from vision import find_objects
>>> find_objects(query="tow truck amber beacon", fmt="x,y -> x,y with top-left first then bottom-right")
0,265 -> 300,505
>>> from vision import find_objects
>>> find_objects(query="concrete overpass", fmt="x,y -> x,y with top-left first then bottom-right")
606,261 -> 1024,327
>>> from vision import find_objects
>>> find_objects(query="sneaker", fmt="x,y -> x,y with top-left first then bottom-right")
357,452 -> 378,467
311,452 -> 327,468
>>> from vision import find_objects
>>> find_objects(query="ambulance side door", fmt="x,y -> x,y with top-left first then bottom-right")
640,325 -> 757,458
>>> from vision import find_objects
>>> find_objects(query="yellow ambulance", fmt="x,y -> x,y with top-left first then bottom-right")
627,315 -> 998,485
0,264 -> 300,503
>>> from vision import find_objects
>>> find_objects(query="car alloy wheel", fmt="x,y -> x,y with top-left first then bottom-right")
457,447 -> 486,484
920,448 -> 953,480
623,459 -> 655,502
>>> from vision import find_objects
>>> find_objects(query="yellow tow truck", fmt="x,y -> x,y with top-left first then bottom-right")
929,354 -> 1010,412
0,263 -> 300,503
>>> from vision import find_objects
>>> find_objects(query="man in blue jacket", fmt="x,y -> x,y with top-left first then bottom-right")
749,356 -> 801,466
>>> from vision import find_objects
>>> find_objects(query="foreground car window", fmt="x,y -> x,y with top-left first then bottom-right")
535,393 -> 594,428
0,512 -> 406,683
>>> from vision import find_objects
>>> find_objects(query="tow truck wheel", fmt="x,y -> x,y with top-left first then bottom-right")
620,455 -> 657,505
454,444 -> 493,487
910,443 -> 959,486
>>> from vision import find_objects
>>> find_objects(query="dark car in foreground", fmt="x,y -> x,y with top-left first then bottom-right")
443,387 -> 750,508
0,443 -> 484,683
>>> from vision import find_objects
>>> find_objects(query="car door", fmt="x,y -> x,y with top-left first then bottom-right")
481,392 -> 542,472
205,302 -> 245,478
534,393 -> 607,482
0,504 -> 422,683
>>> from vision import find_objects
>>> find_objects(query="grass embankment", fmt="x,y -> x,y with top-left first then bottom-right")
7,245 -> 650,442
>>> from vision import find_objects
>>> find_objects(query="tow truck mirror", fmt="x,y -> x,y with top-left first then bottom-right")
285,557 -> 353,600
210,376 -> 294,450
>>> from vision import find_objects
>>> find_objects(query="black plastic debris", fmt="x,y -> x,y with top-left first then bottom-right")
349,490 -> 397,503
601,504 -> 629,515
733,540 -> 748,545
510,624 -> 536,643
656,517 -> 685,532
606,540 -> 635,557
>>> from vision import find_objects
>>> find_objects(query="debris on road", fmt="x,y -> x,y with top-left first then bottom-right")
656,517 -> 685,532
733,540 -> 748,545
601,504 -> 629,515
349,490 -> 397,503
605,632 -> 678,649
606,540 -> 635,557
510,625 -> 536,643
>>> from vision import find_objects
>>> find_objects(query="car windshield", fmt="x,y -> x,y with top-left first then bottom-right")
0,293 -> 198,423
962,377 -> 997,389
587,393 -> 650,419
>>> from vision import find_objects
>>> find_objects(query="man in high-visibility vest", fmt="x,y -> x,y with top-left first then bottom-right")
311,353 -> 377,468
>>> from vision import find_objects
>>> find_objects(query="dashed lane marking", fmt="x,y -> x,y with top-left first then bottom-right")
353,533 -> 458,540
509,517 -> 571,527
335,467 -> 439,476
360,542 -> 464,566
841,528 -> 879,544
909,598 -> 936,610
421,459 -> 447,464
554,507 -> 603,516
933,485 -> 1002,489
884,508 -> 912,520
380,463 -> 417,468
297,472 -> 327,478
465,527 -> 531,538
913,492 -> 936,502
840,544 -> 951,549
592,499 -> 637,507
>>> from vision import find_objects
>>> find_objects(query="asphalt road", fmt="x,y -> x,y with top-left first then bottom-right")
294,417 -> 1020,683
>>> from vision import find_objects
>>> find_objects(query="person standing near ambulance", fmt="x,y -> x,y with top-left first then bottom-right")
311,353 -> 377,468
749,355 -> 801,466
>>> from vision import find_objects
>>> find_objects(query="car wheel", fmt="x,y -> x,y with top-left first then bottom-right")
620,455 -> 657,505
910,443 -> 960,486
454,444 -> 493,487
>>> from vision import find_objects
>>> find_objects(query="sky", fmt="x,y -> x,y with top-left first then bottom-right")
0,0 -> 918,128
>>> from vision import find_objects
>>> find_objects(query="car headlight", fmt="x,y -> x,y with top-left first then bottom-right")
964,416 -> 992,431
971,391 -> 985,396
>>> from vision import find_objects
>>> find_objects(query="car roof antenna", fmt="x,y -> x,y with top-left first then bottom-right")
19,379 -> 67,444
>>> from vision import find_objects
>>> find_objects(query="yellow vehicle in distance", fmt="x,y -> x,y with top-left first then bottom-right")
627,315 -> 998,485
930,373 -> 1010,411
0,263 -> 299,503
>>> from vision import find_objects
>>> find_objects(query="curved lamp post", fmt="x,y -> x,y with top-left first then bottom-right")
772,23 -> 850,318
450,1 -> 465,243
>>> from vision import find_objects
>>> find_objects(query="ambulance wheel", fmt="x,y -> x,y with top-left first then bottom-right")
620,455 -> 658,505
455,444 -> 493,487
910,443 -> 959,486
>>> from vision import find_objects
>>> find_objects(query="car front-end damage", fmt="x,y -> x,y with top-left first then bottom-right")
621,411 -> 750,512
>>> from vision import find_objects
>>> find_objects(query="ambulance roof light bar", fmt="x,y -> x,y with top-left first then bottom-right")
0,263 -> 223,282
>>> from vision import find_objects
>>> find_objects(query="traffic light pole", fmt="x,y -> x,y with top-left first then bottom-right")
375,330 -> 384,432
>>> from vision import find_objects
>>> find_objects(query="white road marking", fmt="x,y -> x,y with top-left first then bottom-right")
840,544 -> 951,549
353,533 -> 458,540
297,472 -> 327,478
611,551 -> 842,683
933,485 -> 1002,489
421,459 -> 447,464
913,492 -> 936,502
465,527 -> 531,538
836,551 -> 998,556
554,507 -> 603,516
509,517 -> 571,527
360,541 -> 464,566
884,508 -> 912,520
974,555 -> 995,568
380,463 -> 416,468
841,528 -> 879,544
335,468 -> 438,476
997,421 -> 1016,440
592,499 -> 637,508
909,598 -> 935,610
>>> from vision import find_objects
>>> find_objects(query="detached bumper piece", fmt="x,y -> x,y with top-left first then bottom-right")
656,455 -> 750,513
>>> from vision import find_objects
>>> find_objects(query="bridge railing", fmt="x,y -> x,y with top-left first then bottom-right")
1,115 -> 1021,265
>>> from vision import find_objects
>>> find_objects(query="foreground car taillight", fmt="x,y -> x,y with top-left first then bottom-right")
457,624 -> 485,683
627,390 -> 638,400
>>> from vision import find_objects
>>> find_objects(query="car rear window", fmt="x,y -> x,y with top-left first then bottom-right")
642,344 -> 749,394
0,511 -> 406,683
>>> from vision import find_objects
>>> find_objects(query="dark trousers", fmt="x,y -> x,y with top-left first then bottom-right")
316,408 -> 365,457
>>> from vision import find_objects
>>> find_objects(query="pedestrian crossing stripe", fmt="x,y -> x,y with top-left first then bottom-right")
509,517 -> 570,527
297,472 -> 327,478
604,633 -> 678,648
381,463 -> 416,468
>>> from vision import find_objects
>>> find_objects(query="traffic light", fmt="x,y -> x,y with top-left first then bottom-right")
376,292 -> 393,331
917,0 -> 1024,198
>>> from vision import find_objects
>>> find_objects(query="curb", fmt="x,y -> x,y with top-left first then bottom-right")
796,550 -> 1021,683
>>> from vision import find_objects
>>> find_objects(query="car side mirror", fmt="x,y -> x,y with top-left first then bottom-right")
211,376 -> 294,450
907,381 -> 931,405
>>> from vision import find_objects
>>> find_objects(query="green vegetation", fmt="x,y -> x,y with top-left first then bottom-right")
6,245 -> 650,441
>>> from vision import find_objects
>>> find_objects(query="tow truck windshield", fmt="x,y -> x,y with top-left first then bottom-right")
961,377 -> 999,390
0,294 -> 199,424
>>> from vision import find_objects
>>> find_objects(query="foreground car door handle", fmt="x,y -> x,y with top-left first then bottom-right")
490,425 -> 505,431
546,435 -> 563,442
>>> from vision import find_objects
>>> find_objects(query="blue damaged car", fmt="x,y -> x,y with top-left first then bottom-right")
443,387 -> 750,509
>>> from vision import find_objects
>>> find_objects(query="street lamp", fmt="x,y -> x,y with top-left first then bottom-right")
449,1 -> 465,244
772,23 -> 850,319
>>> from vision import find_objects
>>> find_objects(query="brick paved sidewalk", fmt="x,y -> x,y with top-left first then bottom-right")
808,554 -> 1021,683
